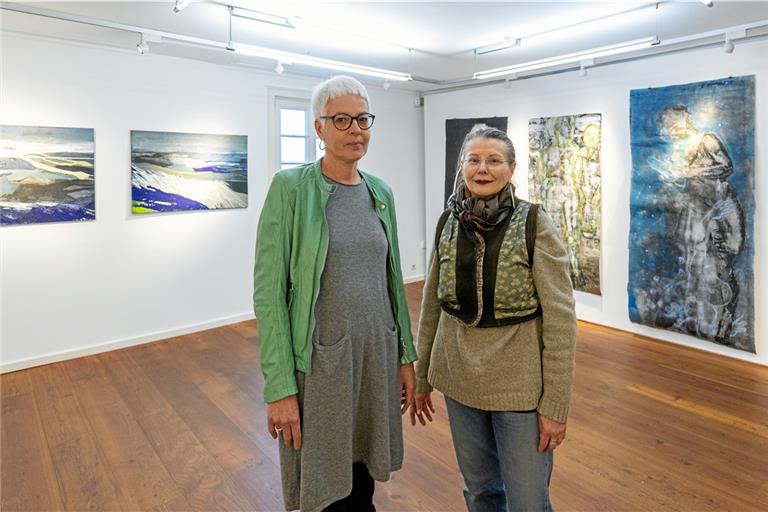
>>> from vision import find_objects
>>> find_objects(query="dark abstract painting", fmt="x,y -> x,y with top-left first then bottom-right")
529,113 -> 602,295
628,76 -> 755,352
444,117 -> 507,206
131,130 -> 248,214
0,125 -> 95,226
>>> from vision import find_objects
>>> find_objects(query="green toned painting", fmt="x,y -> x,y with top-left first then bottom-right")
529,113 -> 602,295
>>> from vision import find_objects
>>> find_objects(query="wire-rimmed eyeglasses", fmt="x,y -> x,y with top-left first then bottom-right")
462,157 -> 509,170
320,113 -> 376,131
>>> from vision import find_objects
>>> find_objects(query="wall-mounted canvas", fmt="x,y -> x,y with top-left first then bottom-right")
528,113 -> 602,295
0,125 -> 95,226
628,76 -> 755,353
131,130 -> 248,214
444,117 -> 508,206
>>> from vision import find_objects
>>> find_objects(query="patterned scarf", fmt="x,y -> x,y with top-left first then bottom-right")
447,178 -> 515,232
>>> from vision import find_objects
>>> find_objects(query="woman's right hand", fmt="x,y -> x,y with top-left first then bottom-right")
267,394 -> 302,450
410,391 -> 436,426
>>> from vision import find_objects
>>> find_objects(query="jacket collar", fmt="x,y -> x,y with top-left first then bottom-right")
311,158 -> 384,203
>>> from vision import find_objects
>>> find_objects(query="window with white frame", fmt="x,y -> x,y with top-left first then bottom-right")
276,97 -> 323,170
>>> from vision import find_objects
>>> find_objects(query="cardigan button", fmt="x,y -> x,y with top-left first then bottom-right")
379,203 -> 386,209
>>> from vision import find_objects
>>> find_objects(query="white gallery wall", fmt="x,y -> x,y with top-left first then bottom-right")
0,33 -> 426,372
423,38 -> 767,365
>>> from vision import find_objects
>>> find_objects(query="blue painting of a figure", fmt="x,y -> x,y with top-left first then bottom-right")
628,76 -> 755,353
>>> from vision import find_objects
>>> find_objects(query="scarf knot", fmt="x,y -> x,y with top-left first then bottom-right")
448,181 -> 514,232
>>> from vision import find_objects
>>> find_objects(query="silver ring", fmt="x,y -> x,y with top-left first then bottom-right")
275,426 -> 283,432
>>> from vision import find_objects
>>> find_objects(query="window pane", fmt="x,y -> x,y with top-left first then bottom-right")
281,163 -> 296,170
280,109 -> 306,136
281,136 -> 306,163
315,137 -> 325,159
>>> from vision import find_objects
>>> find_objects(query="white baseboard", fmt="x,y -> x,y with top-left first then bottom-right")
2,279 -> 428,374
0,312 -> 255,374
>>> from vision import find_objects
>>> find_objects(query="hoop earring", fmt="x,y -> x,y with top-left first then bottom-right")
319,140 -> 326,151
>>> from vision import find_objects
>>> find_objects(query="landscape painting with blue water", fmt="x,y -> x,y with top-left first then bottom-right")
131,130 -> 247,214
628,76 -> 755,353
0,125 -> 95,226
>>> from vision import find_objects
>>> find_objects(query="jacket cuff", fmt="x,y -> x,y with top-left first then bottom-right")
399,336 -> 418,365
264,381 -> 299,404
537,396 -> 570,423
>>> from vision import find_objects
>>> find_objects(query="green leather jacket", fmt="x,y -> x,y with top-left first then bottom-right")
253,160 -> 417,403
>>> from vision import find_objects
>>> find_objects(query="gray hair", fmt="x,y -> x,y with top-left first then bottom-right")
453,124 -> 517,193
311,75 -> 371,120
458,124 -> 516,167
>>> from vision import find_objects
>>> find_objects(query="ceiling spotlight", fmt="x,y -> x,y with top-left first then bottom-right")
723,38 -> 735,53
699,0 -> 714,7
173,0 -> 192,13
136,33 -> 149,54
274,61 -> 284,74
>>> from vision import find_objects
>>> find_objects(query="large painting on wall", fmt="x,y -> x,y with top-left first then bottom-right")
131,130 -> 248,214
444,117 -> 507,206
0,125 -> 95,226
528,113 -> 602,295
628,76 -> 755,352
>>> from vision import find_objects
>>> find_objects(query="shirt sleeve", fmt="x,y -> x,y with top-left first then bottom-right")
532,208 -> 577,423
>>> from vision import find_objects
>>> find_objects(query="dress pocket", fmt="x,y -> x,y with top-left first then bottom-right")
313,332 -> 352,352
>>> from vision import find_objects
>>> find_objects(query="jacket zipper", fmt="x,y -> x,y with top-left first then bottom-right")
308,188 -> 331,350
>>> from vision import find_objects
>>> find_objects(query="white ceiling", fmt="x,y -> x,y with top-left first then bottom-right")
2,1 -> 767,90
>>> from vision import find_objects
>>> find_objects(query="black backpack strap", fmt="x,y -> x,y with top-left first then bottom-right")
525,203 -> 539,266
433,208 -> 453,256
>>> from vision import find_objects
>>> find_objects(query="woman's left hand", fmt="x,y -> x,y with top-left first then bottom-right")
400,363 -> 416,414
538,414 -> 567,452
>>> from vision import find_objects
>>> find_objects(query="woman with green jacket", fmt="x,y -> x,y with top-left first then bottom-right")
253,75 -> 417,512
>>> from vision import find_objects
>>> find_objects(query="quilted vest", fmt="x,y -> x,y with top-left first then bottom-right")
435,200 -> 542,328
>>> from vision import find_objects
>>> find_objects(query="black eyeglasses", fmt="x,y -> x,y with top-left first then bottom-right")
320,113 -> 375,131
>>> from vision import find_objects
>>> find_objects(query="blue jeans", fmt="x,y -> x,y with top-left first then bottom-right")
445,396 -> 554,512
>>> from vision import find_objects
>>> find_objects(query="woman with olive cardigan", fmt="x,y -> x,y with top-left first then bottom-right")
411,124 -> 576,512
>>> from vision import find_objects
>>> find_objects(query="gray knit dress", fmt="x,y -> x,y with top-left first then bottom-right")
279,176 -> 403,512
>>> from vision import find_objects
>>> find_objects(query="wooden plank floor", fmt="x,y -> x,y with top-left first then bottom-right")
2,281 -> 766,511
